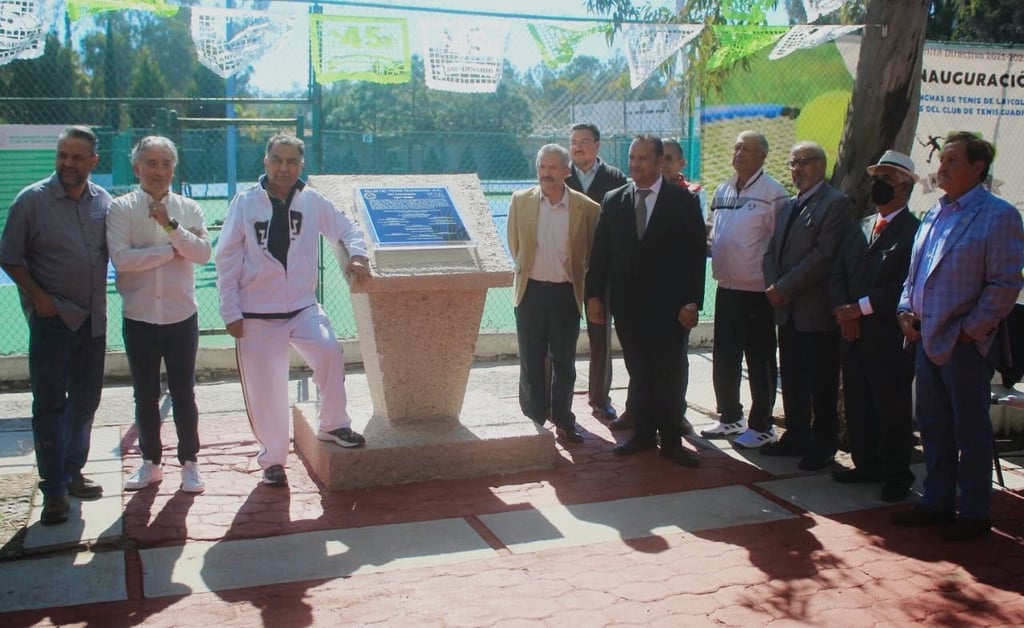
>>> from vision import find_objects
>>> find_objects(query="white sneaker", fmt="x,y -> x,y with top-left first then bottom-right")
124,460 -> 163,491
180,461 -> 205,494
700,420 -> 747,438
734,427 -> 778,449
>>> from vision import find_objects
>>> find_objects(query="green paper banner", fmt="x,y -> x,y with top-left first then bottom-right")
66,0 -> 179,22
310,15 -> 411,85
526,23 -> 605,69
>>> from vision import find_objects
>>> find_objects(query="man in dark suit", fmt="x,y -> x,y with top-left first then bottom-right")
585,135 -> 706,468
565,123 -> 627,422
829,150 -> 921,502
762,141 -> 853,471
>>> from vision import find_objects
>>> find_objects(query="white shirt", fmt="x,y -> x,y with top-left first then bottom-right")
529,188 -> 571,283
107,188 -> 212,325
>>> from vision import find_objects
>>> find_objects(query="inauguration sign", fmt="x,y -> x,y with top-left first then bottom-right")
354,186 -> 474,248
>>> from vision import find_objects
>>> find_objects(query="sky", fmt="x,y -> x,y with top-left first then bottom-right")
244,0 -> 787,94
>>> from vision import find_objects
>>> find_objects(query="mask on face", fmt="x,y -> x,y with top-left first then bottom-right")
871,177 -> 896,205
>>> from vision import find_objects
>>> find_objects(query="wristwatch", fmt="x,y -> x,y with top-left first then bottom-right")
163,218 -> 179,233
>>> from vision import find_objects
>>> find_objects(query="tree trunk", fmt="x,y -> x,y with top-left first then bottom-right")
832,0 -> 931,218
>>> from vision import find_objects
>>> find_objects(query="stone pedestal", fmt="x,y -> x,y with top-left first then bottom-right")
293,174 -> 556,489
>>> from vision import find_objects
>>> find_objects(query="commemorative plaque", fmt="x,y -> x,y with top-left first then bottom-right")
354,186 -> 474,249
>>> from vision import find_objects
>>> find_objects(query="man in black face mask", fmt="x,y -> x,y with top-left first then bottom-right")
829,150 -> 920,502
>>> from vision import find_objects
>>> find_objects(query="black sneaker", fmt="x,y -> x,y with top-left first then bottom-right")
40,494 -> 70,525
317,427 -> 366,448
68,474 -> 103,499
261,464 -> 287,487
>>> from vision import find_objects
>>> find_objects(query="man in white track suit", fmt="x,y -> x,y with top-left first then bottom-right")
216,135 -> 371,487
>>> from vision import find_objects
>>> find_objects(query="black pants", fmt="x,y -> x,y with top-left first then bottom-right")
586,318 -> 613,407
617,318 -> 686,450
515,281 -> 581,428
778,321 -> 839,456
123,313 -> 201,464
712,287 -> 777,431
841,341 -> 915,483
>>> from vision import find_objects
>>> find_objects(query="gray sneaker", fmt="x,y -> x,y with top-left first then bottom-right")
317,427 -> 366,448
262,464 -> 287,487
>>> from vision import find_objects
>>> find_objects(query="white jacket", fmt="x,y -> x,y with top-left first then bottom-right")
215,181 -> 367,325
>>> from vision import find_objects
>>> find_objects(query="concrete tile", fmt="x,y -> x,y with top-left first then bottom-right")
0,429 -> 35,475
757,463 -> 928,515
23,426 -> 123,550
140,517 -> 496,597
478,485 -> 797,553
0,550 -> 126,612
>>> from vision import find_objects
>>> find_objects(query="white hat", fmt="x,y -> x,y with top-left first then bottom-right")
866,150 -> 919,183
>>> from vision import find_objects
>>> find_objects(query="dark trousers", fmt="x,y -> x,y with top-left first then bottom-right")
586,290 -> 614,408
915,342 -> 994,518
617,318 -> 686,449
123,313 -> 201,464
29,314 -> 105,497
841,342 -> 915,483
712,287 -> 777,431
515,281 -> 581,428
778,321 -> 839,456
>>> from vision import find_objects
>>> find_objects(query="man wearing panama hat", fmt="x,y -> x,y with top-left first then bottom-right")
829,150 -> 921,502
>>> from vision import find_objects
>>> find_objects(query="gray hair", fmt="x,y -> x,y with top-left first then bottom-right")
738,130 -> 769,155
131,135 -> 179,167
266,134 -> 304,157
536,143 -> 571,169
791,141 -> 826,161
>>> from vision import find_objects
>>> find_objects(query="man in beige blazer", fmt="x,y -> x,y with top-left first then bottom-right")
509,143 -> 601,443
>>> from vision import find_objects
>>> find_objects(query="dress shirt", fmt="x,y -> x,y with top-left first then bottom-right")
636,176 -> 665,230
107,188 -> 212,325
909,186 -> 982,315
529,189 -> 571,283
573,158 -> 604,195
858,207 -> 905,316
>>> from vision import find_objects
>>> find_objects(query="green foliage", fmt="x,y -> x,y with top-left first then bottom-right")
128,50 -> 168,128
0,34 -> 90,124
928,0 -> 1024,44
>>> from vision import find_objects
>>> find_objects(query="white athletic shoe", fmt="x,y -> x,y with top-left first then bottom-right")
124,460 -> 163,491
180,461 -> 205,494
700,419 -> 747,438
734,427 -> 778,449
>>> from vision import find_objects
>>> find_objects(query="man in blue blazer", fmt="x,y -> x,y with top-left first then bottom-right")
585,135 -> 706,468
566,123 -> 627,422
893,132 -> 1024,540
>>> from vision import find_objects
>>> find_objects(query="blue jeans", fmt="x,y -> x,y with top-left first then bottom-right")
123,314 -> 200,464
29,314 -> 105,497
915,342 -> 994,518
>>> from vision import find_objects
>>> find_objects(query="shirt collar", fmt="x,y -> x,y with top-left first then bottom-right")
46,172 -> 96,201
574,157 -> 602,177
797,180 -> 825,205
939,183 -> 984,212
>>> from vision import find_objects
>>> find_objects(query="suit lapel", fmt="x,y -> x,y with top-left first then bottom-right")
567,192 -> 583,253
930,199 -> 983,273
522,188 -> 541,260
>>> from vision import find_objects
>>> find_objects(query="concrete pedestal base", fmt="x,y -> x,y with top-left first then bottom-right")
293,391 -> 558,490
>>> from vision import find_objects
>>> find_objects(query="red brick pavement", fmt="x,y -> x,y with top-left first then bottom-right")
4,402 -> 1024,626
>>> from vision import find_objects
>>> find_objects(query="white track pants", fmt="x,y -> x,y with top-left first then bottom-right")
236,304 -> 351,469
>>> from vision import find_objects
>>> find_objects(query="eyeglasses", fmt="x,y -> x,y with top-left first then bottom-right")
569,140 -> 595,147
787,156 -> 822,169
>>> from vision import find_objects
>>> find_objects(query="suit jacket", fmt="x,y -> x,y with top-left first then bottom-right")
585,179 -> 706,330
764,182 -> 853,332
898,186 -> 1024,365
830,209 -> 920,358
566,160 -> 627,205
507,185 -> 600,314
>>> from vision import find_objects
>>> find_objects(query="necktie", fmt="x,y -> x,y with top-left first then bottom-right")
634,189 -> 651,240
780,198 -> 805,251
872,217 -> 887,240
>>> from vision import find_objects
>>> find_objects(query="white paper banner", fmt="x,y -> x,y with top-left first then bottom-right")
622,23 -> 703,89
191,6 -> 295,79
802,0 -> 851,23
0,0 -> 50,66
769,24 -> 861,60
420,21 -> 510,93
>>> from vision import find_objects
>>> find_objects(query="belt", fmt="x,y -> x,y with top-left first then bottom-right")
528,279 -> 571,287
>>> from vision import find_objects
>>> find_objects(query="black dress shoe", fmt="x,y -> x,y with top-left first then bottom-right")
590,402 -> 617,420
879,481 -> 912,503
613,438 -> 657,455
832,468 -> 882,484
608,413 -> 635,432
659,446 -> 700,468
40,494 -> 70,525
798,452 -> 835,471
679,416 -> 695,437
759,437 -> 806,457
941,517 -> 992,541
555,425 -> 584,444
68,474 -> 103,499
890,504 -> 955,526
